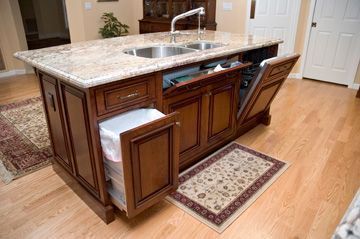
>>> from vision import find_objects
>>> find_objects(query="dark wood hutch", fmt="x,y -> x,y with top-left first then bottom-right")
139,0 -> 217,33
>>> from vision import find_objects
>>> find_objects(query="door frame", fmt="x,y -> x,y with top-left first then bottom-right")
301,0 -> 360,89
245,0 -> 302,55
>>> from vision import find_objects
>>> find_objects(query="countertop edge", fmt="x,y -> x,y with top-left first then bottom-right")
14,40 -> 283,89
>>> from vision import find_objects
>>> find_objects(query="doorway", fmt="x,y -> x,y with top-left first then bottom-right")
18,0 -> 70,50
246,0 -> 301,56
303,0 -> 360,86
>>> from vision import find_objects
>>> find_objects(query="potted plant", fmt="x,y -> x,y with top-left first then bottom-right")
99,12 -> 129,38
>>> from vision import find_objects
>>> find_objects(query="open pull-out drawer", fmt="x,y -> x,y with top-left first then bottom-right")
99,109 -> 179,218
162,60 -> 252,96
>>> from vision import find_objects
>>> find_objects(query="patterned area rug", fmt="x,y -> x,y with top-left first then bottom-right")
0,97 -> 52,184
167,142 -> 289,233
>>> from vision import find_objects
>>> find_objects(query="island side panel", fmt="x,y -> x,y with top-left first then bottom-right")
37,70 -> 115,223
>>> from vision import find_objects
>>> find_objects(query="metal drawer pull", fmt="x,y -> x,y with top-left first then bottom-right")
117,91 -> 139,100
48,92 -> 56,112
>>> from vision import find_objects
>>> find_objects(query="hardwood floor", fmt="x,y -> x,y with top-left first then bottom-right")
0,74 -> 359,239
0,74 -> 40,104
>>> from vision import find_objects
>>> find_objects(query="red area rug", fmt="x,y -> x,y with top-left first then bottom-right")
0,97 -> 52,184
167,142 -> 289,233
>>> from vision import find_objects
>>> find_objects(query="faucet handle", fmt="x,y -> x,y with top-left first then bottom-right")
171,30 -> 180,35
199,27 -> 206,35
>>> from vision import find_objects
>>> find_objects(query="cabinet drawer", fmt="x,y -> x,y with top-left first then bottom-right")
99,109 -> 180,218
95,76 -> 156,116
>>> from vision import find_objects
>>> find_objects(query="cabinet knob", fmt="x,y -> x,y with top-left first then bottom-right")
176,122 -> 181,126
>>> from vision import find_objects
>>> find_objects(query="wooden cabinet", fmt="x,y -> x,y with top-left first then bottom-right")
39,74 -> 72,172
119,112 -> 180,217
237,54 -> 300,126
35,44 -> 295,224
95,75 -> 157,116
206,80 -> 237,144
163,90 -> 203,162
163,63 -> 246,167
61,84 -> 100,197
39,71 -> 180,222
140,0 -> 217,34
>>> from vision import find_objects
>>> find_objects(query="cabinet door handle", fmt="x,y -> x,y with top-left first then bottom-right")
176,121 -> 181,126
117,91 -> 139,100
48,93 -> 56,112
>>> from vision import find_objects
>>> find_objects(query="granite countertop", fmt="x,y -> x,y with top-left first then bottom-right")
15,31 -> 283,88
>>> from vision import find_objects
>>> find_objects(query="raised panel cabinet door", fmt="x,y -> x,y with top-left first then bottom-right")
39,74 -> 72,172
61,84 -> 99,197
163,91 -> 203,161
238,54 -> 300,125
120,112 -> 180,218
206,80 -> 237,143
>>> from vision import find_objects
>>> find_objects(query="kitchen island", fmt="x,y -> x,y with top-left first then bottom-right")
15,30 -> 289,223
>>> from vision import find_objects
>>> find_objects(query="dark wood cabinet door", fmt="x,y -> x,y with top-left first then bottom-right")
206,80 -> 237,143
120,113 -> 180,218
163,91 -> 203,162
238,54 -> 300,125
39,74 -> 72,172
61,84 -> 99,197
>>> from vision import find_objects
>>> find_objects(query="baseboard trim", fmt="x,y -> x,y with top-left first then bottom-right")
0,69 -> 27,78
288,73 -> 302,79
348,83 -> 360,90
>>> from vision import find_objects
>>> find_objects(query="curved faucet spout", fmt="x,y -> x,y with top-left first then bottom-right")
170,7 -> 205,43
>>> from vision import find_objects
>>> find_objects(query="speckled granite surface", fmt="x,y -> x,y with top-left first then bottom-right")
14,31 -> 282,88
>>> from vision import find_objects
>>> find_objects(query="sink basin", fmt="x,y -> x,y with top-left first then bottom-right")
183,42 -> 224,50
123,46 -> 197,59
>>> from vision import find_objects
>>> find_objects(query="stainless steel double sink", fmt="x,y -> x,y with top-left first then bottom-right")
123,42 -> 224,59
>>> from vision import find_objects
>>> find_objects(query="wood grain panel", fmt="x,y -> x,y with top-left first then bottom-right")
120,113 -> 180,218
164,94 -> 202,156
268,61 -> 294,77
207,82 -> 236,141
138,130 -> 170,199
39,75 -> 72,172
95,75 -> 156,116
61,84 -> 99,195
238,54 -> 300,126
247,81 -> 283,118
104,82 -> 149,109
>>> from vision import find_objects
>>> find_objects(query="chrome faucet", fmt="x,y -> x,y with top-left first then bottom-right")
170,7 -> 205,43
